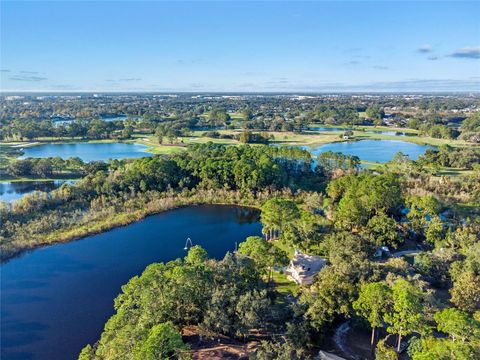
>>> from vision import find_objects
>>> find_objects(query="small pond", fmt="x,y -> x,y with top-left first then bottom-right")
308,126 -> 345,132
0,180 -> 76,203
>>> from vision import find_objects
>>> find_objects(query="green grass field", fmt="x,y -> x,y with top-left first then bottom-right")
271,271 -> 299,297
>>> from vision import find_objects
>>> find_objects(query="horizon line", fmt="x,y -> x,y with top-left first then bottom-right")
2,90 -> 480,95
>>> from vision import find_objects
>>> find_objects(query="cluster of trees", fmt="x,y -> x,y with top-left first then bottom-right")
418,145 -> 480,170
316,151 -> 360,177
60,144 -> 316,196
238,131 -> 272,144
354,280 -> 480,358
308,104 -> 361,126
326,172 -> 402,230
79,246 -> 303,360
1,118 -> 140,141
365,105 -> 385,124
201,131 -> 234,140
201,130 -> 273,144
417,123 -> 460,140
298,220 -> 480,359
459,112 -> 480,143
208,108 -> 231,127
5,157 -> 107,178
408,111 -> 480,142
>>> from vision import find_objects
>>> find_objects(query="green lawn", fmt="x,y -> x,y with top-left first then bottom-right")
271,271 -> 299,297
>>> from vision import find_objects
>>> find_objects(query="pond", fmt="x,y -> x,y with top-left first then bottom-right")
309,127 -> 407,136
0,181 -> 76,203
52,115 -> 139,126
364,130 -> 406,136
308,126 -> 345,132
0,205 -> 261,360
19,142 -> 151,162
307,140 -> 434,163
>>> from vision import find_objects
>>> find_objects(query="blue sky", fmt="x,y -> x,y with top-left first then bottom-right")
1,1 -> 479,92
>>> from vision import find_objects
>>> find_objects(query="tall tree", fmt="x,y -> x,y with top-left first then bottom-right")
132,322 -> 188,360
353,282 -> 392,346
384,279 -> 425,351
450,271 -> 480,313
261,199 -> 300,240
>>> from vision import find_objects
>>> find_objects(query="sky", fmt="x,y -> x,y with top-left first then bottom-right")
1,1 -> 479,92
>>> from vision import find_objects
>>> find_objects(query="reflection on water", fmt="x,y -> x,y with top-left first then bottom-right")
308,126 -> 345,132
309,126 -> 407,136
306,139 -> 434,163
0,181 -> 76,203
365,130 -> 406,136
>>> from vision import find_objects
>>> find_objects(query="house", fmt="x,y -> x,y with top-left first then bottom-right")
286,250 -> 326,285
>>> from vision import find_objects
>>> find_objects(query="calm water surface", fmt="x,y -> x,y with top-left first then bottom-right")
1,205 -> 261,360
52,115 -> 137,125
365,130 -> 406,136
20,142 -> 151,162
309,127 -> 406,136
307,139 -> 434,163
0,181 -> 76,203
308,126 -> 345,132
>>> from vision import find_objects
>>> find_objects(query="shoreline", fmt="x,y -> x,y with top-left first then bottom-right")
0,195 -> 262,264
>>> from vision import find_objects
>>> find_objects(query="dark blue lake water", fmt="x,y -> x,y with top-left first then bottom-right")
0,205 -> 261,360
307,139 -> 434,163
19,143 -> 151,162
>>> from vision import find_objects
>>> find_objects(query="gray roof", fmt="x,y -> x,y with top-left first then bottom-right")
290,250 -> 326,278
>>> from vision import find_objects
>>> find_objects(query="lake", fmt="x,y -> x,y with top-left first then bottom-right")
307,139 -> 434,163
19,142 -> 151,162
0,181 -> 76,203
0,205 -> 262,360
52,115 -> 137,126
309,127 -> 406,136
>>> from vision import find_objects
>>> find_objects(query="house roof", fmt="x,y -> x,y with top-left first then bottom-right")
290,250 -> 326,278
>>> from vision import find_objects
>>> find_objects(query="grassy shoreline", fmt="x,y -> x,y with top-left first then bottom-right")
0,177 -> 80,183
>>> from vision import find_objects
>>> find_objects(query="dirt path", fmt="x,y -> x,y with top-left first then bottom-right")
392,249 -> 420,258
333,321 -> 361,360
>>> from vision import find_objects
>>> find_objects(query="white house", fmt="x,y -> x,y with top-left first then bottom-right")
286,250 -> 326,285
